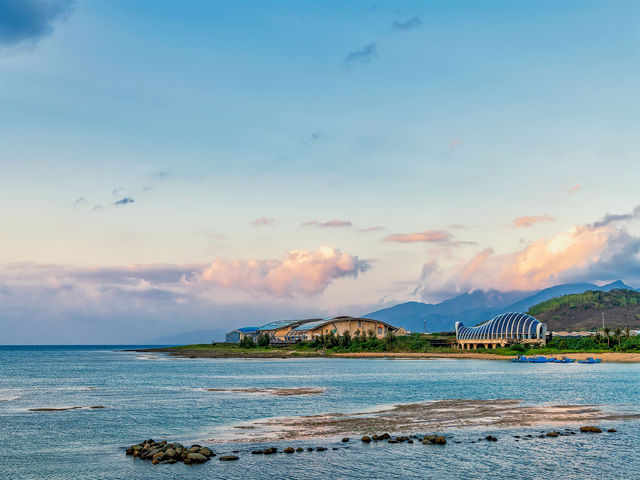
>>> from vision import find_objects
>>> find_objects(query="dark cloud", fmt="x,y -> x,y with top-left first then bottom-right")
344,42 -> 377,65
591,205 -> 640,228
113,197 -> 135,206
0,0 -> 74,46
392,16 -> 422,31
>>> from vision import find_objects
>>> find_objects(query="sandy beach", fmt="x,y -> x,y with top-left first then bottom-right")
139,347 -> 640,363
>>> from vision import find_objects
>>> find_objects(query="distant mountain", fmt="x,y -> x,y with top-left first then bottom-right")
364,280 -> 637,333
529,289 -> 640,331
149,328 -> 227,345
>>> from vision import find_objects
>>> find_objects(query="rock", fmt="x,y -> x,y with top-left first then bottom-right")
284,447 -> 295,454
187,452 -> 208,463
580,426 -> 602,433
607,428 -> 617,433
251,450 -> 264,454
424,435 -> 436,442
485,435 -> 498,442
307,447 -> 314,452
546,432 -> 559,437
396,436 -> 408,442
199,447 -> 213,457
361,436 -> 371,443
264,447 -> 277,454
372,434 -> 379,441
332,447 -> 338,450
381,433 -> 391,440
164,448 -> 176,458
342,437 -> 349,442
142,447 -> 162,460
434,436 -> 446,445
513,435 -> 520,438
316,447 -> 327,451
125,447 -> 134,455
219,455 -> 239,461
387,440 -> 399,444
407,440 -> 413,444
189,446 -> 200,453
296,447 -> 303,452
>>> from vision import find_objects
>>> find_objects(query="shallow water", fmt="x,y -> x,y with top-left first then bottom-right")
1,346 -> 639,479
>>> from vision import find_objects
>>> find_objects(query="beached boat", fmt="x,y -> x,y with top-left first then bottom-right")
578,357 -> 602,364
511,355 -> 529,362
553,356 -> 576,363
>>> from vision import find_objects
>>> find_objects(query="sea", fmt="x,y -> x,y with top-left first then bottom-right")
1,346 -> 639,479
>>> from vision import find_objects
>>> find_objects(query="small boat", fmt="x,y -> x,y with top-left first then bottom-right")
511,355 -> 529,362
553,356 -> 576,363
527,356 -> 551,363
578,357 -> 602,364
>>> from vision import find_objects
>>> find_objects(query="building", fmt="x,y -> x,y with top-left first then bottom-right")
256,316 -> 399,344
225,327 -> 259,343
455,312 -> 547,350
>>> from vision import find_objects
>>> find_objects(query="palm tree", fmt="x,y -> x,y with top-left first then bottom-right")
624,327 -> 631,339
614,327 -> 622,347
603,327 -> 611,348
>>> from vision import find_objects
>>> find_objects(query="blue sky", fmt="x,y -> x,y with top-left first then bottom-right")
0,0 -> 638,343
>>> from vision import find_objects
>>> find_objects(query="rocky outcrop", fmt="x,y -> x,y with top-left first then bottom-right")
580,426 -> 603,433
126,439 -> 215,465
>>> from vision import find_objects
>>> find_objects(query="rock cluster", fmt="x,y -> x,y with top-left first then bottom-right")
125,439 -> 215,465
360,433 -> 445,445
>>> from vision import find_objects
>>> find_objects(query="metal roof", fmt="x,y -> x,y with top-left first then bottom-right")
235,327 -> 259,333
257,318 -> 322,331
456,313 -> 545,340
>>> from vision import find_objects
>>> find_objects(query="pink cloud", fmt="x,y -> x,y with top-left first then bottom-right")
513,214 -> 554,228
414,206 -> 640,298
198,246 -> 369,296
384,230 -> 451,243
302,219 -> 352,228
568,184 -> 580,195
251,217 -> 276,226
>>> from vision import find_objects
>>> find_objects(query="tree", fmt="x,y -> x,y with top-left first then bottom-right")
257,333 -> 270,347
239,335 -> 254,348
624,327 -> 631,339
602,327 -> 611,348
614,327 -> 623,347
341,331 -> 351,348
367,329 -> 375,340
384,330 -> 397,348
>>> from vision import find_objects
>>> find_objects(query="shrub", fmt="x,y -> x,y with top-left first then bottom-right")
257,333 -> 270,347
239,335 -> 254,348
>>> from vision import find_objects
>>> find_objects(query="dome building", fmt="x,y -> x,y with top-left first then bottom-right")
455,312 -> 547,350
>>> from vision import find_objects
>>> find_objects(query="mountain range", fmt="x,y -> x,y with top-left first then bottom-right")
364,280 -> 637,333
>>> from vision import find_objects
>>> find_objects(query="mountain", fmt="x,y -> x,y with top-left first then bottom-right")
149,328 -> 227,345
529,289 -> 640,331
364,280 -> 637,333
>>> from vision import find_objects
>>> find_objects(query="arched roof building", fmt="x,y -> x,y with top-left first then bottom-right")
455,312 -> 547,349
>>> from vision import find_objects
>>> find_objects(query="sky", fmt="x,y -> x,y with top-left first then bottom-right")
0,0 -> 639,344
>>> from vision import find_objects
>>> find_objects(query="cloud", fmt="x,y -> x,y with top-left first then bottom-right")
147,168 -> 172,179
513,214 -> 554,228
113,197 -> 135,206
0,0 -> 74,46
72,197 -> 86,208
591,204 -> 640,228
568,184 -> 580,195
302,219 -> 352,228
197,246 -> 369,296
413,206 -> 640,299
344,42 -> 377,65
392,16 -> 423,31
384,230 -> 452,243
359,226 -> 385,233
251,217 -> 275,226
449,139 -> 463,150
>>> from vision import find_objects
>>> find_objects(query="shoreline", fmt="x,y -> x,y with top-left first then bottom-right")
135,347 -> 640,363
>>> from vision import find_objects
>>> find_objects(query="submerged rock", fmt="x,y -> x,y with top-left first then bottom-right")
485,435 -> 498,442
546,432 -> 559,437
342,437 -> 349,443
607,428 -> 617,433
580,426 -> 603,433
219,455 -> 239,461
361,436 -> 371,443
284,447 -> 295,454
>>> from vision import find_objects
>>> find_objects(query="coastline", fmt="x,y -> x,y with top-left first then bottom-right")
135,347 -> 640,363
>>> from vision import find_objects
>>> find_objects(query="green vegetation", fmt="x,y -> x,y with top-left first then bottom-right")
529,289 -> 640,315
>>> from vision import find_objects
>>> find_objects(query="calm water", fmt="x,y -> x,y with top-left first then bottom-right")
1,346 -> 639,479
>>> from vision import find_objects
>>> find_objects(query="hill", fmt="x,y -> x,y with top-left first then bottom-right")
364,280 -> 637,333
528,289 -> 640,331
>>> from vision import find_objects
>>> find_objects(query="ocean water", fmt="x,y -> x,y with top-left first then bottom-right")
1,346 -> 639,479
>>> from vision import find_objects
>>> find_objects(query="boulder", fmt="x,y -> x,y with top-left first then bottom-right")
296,447 -> 304,452
307,447 -> 314,452
316,447 -> 327,451
546,432 -> 559,437
381,433 -> 391,440
485,435 -> 498,442
607,428 -> 617,433
251,450 -> 264,454
189,446 -> 200,453
188,452 -> 209,463
165,448 -> 176,458
284,447 -> 295,454
199,447 -> 213,457
434,436 -> 446,445
387,440 -> 399,444
152,452 -> 166,461
342,437 -> 349,443
580,426 -> 602,433
219,455 -> 239,461
361,436 -> 371,443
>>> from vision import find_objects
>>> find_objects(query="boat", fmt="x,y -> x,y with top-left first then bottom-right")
527,356 -> 552,363
511,355 -> 529,362
578,357 -> 602,364
553,356 -> 576,363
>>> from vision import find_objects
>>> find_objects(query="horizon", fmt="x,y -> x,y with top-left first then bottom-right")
1,0 -> 639,344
